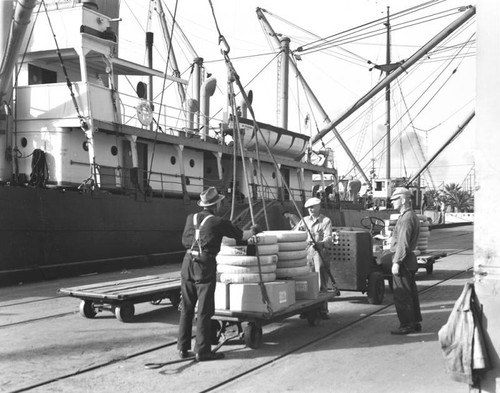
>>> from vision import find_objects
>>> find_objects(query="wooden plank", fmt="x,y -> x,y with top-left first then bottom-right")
58,276 -> 160,293
58,276 -> 180,301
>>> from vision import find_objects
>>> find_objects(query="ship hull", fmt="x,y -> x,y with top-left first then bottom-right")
0,186 -> 198,285
0,184 -> 393,286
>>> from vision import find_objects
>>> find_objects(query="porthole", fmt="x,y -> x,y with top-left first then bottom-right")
189,159 -> 195,168
20,137 -> 27,148
111,146 -> 118,156
170,156 -> 176,165
272,172 -> 276,179
185,177 -> 190,185
82,141 -> 89,151
253,169 -> 257,176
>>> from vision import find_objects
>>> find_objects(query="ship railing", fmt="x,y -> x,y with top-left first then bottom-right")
69,160 -> 199,197
115,87 -> 224,142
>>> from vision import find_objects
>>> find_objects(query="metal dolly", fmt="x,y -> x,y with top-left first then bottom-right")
211,291 -> 336,349
58,275 -> 181,322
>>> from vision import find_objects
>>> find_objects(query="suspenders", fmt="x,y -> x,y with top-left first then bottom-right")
190,213 -> 213,256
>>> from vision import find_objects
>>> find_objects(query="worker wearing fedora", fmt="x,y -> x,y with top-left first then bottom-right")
177,187 -> 262,361
388,187 -> 422,335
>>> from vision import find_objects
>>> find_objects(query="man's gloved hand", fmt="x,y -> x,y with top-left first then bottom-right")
391,262 -> 400,276
251,224 -> 263,235
312,242 -> 322,252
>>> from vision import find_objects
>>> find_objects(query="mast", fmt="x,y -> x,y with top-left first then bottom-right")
311,6 -> 476,145
154,0 -> 186,104
384,8 -> 391,180
256,7 -> 371,186
279,37 -> 290,129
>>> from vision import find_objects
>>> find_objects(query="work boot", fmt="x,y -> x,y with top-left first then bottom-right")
178,350 -> 195,359
390,326 -> 416,335
195,351 -> 225,361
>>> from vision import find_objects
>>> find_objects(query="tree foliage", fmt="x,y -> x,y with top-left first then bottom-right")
424,183 -> 474,212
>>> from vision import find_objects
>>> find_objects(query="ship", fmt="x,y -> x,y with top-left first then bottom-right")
0,0 -> 474,286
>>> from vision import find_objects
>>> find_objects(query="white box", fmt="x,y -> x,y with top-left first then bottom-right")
293,272 -> 319,300
215,281 -> 295,313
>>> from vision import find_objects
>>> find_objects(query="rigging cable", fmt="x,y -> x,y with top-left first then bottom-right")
342,26 -> 475,181
145,0 -> 179,196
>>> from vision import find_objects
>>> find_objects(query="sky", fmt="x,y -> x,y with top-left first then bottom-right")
118,0 -> 476,190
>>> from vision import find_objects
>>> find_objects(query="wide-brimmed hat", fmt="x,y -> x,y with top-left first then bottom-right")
390,187 -> 412,201
304,197 -> 321,208
197,187 -> 225,207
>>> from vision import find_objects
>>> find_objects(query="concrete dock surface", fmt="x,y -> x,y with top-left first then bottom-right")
0,225 -> 474,393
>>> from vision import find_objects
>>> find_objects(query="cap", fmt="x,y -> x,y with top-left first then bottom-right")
197,186 -> 225,206
390,187 -> 412,201
304,197 -> 321,208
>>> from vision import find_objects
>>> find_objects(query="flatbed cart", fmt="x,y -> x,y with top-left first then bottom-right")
417,251 -> 448,274
58,275 -> 181,322
211,291 -> 336,349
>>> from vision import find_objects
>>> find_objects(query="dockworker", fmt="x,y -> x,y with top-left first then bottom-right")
282,211 -> 300,229
386,187 -> 422,335
294,197 -> 337,319
177,187 -> 261,361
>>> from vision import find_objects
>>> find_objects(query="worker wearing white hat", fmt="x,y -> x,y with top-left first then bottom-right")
295,197 -> 338,319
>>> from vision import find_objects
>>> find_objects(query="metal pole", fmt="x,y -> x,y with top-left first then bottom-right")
384,7 -> 391,180
280,37 -> 290,129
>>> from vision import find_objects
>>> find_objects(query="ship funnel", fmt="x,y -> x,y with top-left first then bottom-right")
200,77 -> 217,140
0,0 -> 37,104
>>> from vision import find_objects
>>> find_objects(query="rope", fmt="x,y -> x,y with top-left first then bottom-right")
208,0 -> 339,293
41,0 -> 88,132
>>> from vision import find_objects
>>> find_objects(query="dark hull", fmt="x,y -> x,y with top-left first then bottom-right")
0,186 -> 198,286
0,185 -> 393,286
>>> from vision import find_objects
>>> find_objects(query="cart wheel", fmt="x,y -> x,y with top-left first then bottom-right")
367,271 -> 385,305
168,290 -> 181,309
79,300 -> 97,319
426,264 -> 434,274
115,303 -> 135,322
211,320 -> 221,344
244,322 -> 263,349
306,309 -> 322,326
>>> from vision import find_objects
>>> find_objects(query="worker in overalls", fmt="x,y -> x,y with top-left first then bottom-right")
177,187 -> 261,361
295,197 -> 336,319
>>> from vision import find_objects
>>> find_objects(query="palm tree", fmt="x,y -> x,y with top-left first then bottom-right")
440,183 -> 474,212
423,189 -> 440,209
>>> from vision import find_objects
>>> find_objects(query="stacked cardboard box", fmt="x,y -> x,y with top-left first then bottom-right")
215,280 -> 295,313
292,272 -> 319,300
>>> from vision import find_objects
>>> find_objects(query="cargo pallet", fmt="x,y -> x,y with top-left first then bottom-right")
58,275 -> 181,322
212,291 -> 336,349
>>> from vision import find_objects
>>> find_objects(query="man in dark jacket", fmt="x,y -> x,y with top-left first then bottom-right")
388,187 -> 422,335
177,187 -> 261,361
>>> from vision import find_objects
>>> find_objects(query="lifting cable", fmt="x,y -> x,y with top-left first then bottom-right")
208,1 -> 336,298
208,0 -> 276,316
